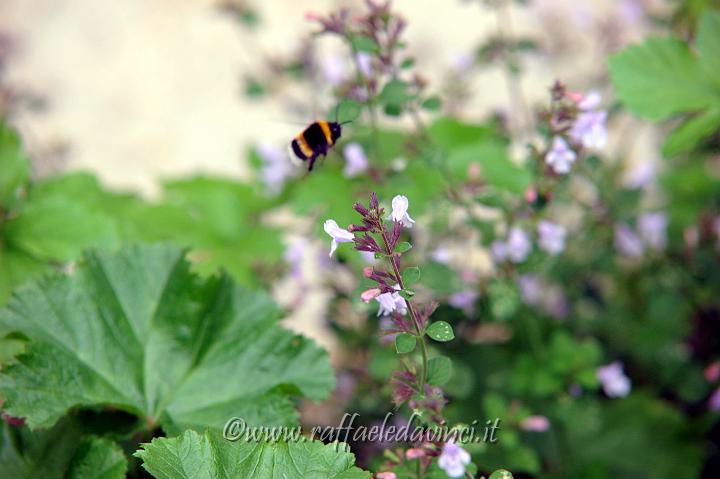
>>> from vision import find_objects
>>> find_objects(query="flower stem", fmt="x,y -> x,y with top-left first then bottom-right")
380,228 -> 429,391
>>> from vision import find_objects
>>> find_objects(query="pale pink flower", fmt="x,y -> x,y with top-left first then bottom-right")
361,288 -> 381,303
376,473 -> 397,479
406,448 -> 426,459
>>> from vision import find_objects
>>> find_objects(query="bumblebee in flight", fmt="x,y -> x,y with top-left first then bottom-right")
290,120 -> 343,171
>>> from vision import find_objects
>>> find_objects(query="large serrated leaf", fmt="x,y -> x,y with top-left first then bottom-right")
135,429 -> 372,479
0,244 -> 335,432
608,37 -> 713,120
0,418 -> 126,479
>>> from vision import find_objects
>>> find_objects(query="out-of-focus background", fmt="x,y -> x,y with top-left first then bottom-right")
0,0 -> 661,195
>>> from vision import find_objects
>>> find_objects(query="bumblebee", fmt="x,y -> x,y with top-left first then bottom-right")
290,120 -> 343,171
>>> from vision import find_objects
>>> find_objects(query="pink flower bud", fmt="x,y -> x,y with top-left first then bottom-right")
363,267 -> 374,278
520,415 -> 550,432
361,288 -> 382,303
705,361 -> 720,382
376,473 -> 397,479
406,448 -> 426,459
524,187 -> 537,204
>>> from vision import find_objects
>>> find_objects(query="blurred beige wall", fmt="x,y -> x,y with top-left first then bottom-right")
0,0 -> 655,194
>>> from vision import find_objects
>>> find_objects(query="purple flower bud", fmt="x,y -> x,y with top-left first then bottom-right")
353,202 -> 369,216
520,415 -> 550,432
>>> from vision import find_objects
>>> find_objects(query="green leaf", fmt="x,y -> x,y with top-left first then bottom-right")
426,321 -> 454,342
697,11 -> 720,83
662,107 -> 720,156
0,121 -> 30,209
488,470 -> 514,479
400,58 -> 415,69
427,356 -> 452,385
402,266 -> 421,285
395,333 -> 417,354
608,37 -> 713,120
350,34 -> 378,54
135,429 -> 372,479
0,418 -> 126,479
379,79 -> 415,111
67,436 -> 128,479
335,99 -> 362,124
445,141 -> 530,193
421,96 -> 442,111
395,241 -> 412,253
398,289 -> 415,300
0,244 -> 335,431
5,196 -> 119,261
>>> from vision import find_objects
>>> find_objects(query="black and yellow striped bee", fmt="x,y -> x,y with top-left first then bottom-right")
290,120 -> 343,171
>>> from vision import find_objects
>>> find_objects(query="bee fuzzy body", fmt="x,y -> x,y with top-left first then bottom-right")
290,120 -> 342,171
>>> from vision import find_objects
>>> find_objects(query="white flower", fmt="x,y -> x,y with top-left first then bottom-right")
355,52 -> 373,77
623,161 -> 656,189
256,144 -> 294,195
431,246 -> 451,265
507,227 -> 532,263
491,240 -> 508,262
342,142 -> 368,178
323,219 -> 354,257
375,285 -> 408,316
537,220 -> 567,255
517,274 -> 543,306
438,441 -> 471,478
614,223 -> 644,258
321,55 -> 347,85
571,110 -> 608,149
578,90 -> 602,110
448,290 -> 479,315
389,195 -> 416,228
545,136 -> 577,174
597,361 -> 632,398
638,212 -> 668,250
